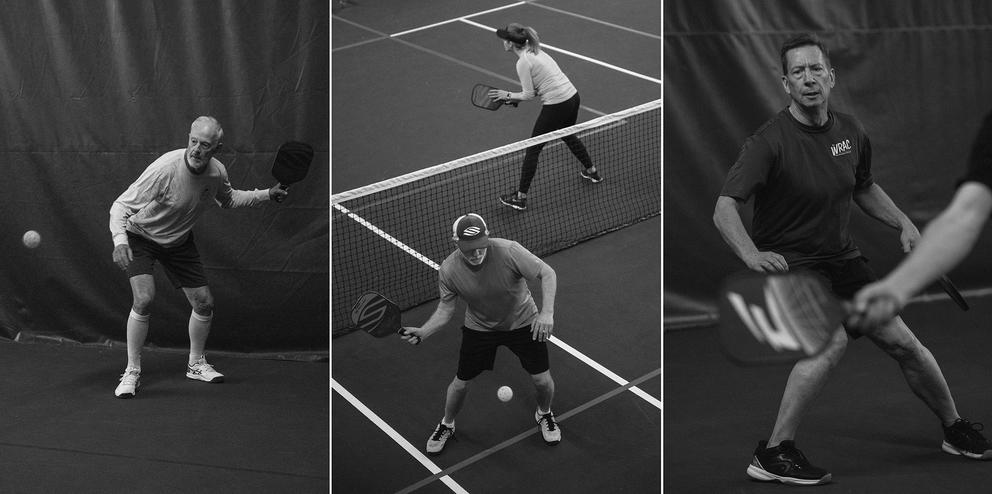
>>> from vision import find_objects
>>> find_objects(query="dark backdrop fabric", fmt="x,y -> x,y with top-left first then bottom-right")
0,0 -> 328,356
664,0 -> 992,327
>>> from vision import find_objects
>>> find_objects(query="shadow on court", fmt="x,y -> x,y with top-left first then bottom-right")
0,340 -> 328,493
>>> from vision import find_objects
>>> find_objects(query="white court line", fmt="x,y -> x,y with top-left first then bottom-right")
332,203 -> 440,271
550,336 -> 661,409
332,379 -> 469,494
335,210 -> 660,409
458,18 -> 661,85
390,2 -> 525,38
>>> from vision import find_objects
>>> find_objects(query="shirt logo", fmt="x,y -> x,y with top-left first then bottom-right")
830,139 -> 852,157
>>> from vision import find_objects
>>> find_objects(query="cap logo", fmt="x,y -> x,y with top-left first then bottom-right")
462,226 -> 482,237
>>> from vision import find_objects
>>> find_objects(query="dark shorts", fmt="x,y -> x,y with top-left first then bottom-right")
456,325 -> 550,381
794,256 -> 877,337
127,231 -> 208,289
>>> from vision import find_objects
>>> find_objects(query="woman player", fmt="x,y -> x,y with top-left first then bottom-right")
489,23 -> 602,211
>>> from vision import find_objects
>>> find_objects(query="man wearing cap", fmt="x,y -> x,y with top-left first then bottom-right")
402,213 -> 560,455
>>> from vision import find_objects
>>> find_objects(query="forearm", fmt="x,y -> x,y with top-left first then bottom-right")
219,188 -> 270,208
886,184 -> 992,296
854,184 -> 914,231
713,196 -> 759,261
538,265 -> 557,316
420,301 -> 457,335
109,201 -> 134,246
513,64 -> 535,100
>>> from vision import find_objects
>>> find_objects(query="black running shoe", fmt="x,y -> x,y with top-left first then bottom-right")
943,418 -> 992,460
580,168 -> 603,183
746,440 -> 832,485
499,192 -> 527,211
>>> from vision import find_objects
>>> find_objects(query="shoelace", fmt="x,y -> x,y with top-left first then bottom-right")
119,371 -> 139,385
539,413 -> 557,431
777,443 -> 811,467
953,420 -> 987,440
191,361 -> 215,372
431,425 -> 452,441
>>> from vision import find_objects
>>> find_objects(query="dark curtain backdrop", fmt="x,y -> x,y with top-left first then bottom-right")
0,0 -> 328,357
664,0 -> 992,328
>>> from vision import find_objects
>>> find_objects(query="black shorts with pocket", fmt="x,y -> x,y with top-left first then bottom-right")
456,325 -> 550,381
126,231 -> 208,289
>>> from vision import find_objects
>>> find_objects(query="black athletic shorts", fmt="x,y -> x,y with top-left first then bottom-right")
456,325 -> 550,381
794,256 -> 877,337
126,231 -> 208,289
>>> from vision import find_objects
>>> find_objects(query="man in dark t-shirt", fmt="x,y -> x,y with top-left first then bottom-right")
713,34 -> 992,486
853,110 -> 992,326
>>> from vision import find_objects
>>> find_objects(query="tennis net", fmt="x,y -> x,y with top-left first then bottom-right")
332,99 -> 660,337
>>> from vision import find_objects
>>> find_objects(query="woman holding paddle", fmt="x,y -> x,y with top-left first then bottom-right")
490,23 -> 602,211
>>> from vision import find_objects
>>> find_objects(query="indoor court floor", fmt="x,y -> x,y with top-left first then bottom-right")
0,340 -> 328,493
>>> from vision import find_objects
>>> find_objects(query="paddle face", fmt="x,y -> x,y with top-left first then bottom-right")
937,275 -> 969,311
718,271 -> 846,366
471,83 -> 518,111
349,292 -> 420,344
271,141 -> 314,187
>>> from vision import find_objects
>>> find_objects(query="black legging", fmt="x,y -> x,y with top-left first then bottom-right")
518,93 -> 594,194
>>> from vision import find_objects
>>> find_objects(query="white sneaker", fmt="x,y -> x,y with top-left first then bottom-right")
186,357 -> 224,383
426,422 -> 455,455
535,410 -> 561,445
115,369 -> 140,398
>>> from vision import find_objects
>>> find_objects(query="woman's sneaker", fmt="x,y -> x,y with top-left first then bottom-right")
499,192 -> 527,211
580,168 -> 603,183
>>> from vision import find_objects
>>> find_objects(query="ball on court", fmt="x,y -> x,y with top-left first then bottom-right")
497,385 -> 513,402
22,230 -> 41,249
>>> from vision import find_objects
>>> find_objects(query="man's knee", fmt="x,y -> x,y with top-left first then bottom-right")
449,377 -> 470,391
130,280 -> 155,313
531,370 -> 554,388
188,288 -> 214,315
870,319 -> 923,361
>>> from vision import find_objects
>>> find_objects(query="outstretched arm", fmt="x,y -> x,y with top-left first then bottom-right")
851,182 -> 992,328
401,296 -> 458,345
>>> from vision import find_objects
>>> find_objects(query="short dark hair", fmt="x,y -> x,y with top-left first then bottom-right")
780,34 -> 830,75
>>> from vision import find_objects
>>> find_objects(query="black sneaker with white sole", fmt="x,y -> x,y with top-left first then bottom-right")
499,192 -> 527,211
943,418 -> 992,460
746,440 -> 831,486
580,168 -> 603,183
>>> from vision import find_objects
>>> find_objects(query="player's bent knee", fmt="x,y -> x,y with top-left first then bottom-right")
131,294 -> 154,312
530,370 -> 554,386
193,302 -> 214,316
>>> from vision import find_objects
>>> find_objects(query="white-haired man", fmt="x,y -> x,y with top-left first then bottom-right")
109,116 -> 288,398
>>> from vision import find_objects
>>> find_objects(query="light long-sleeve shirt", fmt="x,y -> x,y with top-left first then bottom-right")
109,149 -> 269,247
512,50 -> 577,105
